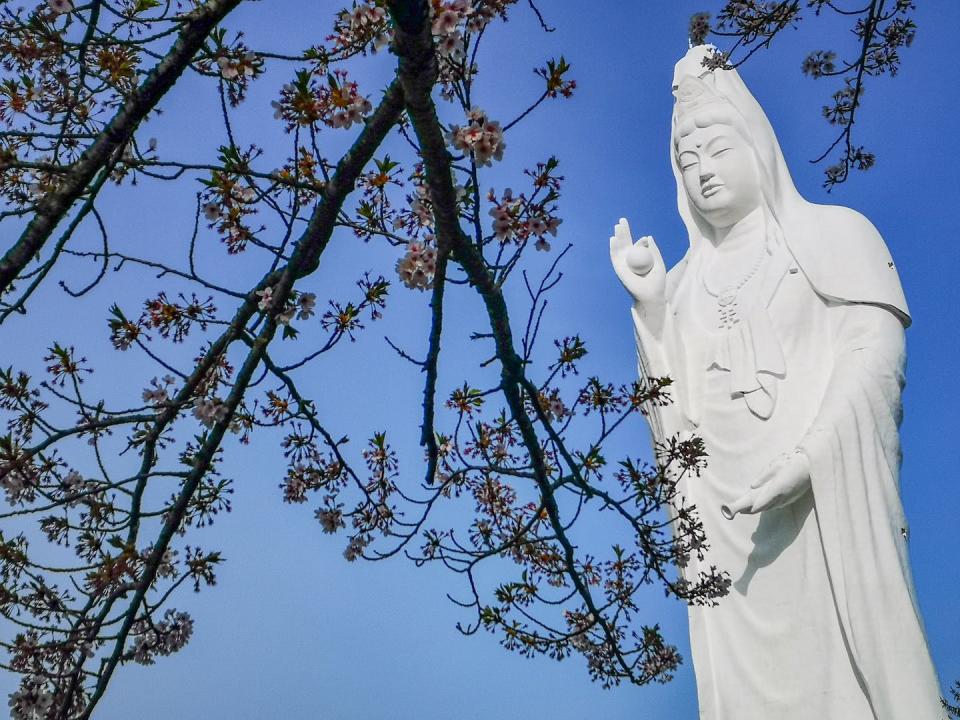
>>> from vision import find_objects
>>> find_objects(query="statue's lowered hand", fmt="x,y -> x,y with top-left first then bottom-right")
609,218 -> 666,306
721,451 -> 811,519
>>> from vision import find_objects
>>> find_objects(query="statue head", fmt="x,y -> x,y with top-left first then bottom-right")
673,74 -> 764,231
668,45 -> 812,280
664,47 -> 912,329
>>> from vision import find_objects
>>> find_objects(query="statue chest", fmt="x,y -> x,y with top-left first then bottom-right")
671,244 -> 833,434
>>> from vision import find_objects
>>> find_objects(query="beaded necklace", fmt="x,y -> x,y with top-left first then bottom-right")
701,236 -> 768,330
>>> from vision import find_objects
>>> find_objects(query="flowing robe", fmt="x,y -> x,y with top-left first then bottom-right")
640,208 -> 943,719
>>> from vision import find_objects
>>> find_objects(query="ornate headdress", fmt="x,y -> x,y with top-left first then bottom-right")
672,74 -> 732,119
671,72 -> 755,157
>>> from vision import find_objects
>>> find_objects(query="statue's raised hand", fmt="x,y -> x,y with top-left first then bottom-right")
609,218 -> 667,307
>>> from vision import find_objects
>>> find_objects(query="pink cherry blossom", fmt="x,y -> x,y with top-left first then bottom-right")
45,0 -> 72,14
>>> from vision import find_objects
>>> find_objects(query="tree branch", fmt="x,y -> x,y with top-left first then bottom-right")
0,0 -> 244,302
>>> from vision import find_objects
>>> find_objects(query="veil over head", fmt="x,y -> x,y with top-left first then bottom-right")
665,45 -> 910,327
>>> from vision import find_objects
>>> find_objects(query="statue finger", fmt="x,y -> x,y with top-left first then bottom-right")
609,232 -> 624,258
610,225 -> 631,261
609,235 -> 632,276
610,218 -> 633,252
639,233 -> 657,254
639,234 -> 667,278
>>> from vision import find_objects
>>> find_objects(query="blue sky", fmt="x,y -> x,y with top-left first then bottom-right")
2,2 -> 958,718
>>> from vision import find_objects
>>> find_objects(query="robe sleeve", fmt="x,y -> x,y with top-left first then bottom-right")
796,301 -> 944,719
631,302 -> 690,445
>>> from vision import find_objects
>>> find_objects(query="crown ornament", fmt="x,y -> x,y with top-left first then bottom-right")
672,74 -> 730,119
672,44 -> 719,86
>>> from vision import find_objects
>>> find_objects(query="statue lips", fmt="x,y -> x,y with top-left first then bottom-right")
701,181 -> 724,198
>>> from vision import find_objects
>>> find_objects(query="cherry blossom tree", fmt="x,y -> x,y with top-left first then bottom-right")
0,0 -> 927,718
946,683 -> 960,719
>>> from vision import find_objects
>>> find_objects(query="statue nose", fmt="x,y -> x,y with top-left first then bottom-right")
700,170 -> 715,185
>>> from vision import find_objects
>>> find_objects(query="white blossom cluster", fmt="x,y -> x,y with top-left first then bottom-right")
154,546 -> 179,578
142,374 -> 177,406
293,292 -> 317,321
488,188 -> 562,250
395,240 -> 438,290
343,534 -> 370,562
271,71 -> 375,131
331,94 -> 374,130
543,393 -> 566,422
347,2 -> 387,31
129,610 -> 194,666
192,397 -> 228,428
60,470 -> 82,492
1,466 -> 31,504
255,287 -> 317,325
45,0 -> 72,14
337,2 -> 392,52
446,107 -> 505,166
216,52 -> 258,81
432,0 -> 499,60
57,469 -> 89,507
565,610 -> 596,652
203,183 -> 256,222
406,183 -> 434,229
255,286 -> 275,311
8,679 -> 54,720
315,506 -> 345,534
487,189 -> 517,241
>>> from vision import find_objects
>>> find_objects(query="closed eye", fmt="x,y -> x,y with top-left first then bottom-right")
678,151 -> 699,172
711,148 -> 732,158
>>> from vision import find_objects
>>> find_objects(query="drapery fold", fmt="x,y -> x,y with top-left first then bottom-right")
798,304 -> 943,719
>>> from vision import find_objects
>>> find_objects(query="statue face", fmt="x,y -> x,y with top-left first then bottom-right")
676,124 -> 763,230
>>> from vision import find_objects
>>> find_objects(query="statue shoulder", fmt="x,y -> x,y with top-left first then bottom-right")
816,203 -> 887,248
790,203 -> 911,328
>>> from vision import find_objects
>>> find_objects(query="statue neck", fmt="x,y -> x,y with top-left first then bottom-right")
709,206 -> 765,253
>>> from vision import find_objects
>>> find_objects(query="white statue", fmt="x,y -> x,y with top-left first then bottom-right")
609,46 -> 943,719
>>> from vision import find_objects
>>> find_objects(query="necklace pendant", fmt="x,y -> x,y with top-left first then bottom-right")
716,297 -> 741,330
718,288 -> 737,307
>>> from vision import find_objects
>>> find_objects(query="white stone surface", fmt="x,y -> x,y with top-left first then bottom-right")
609,45 -> 942,719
